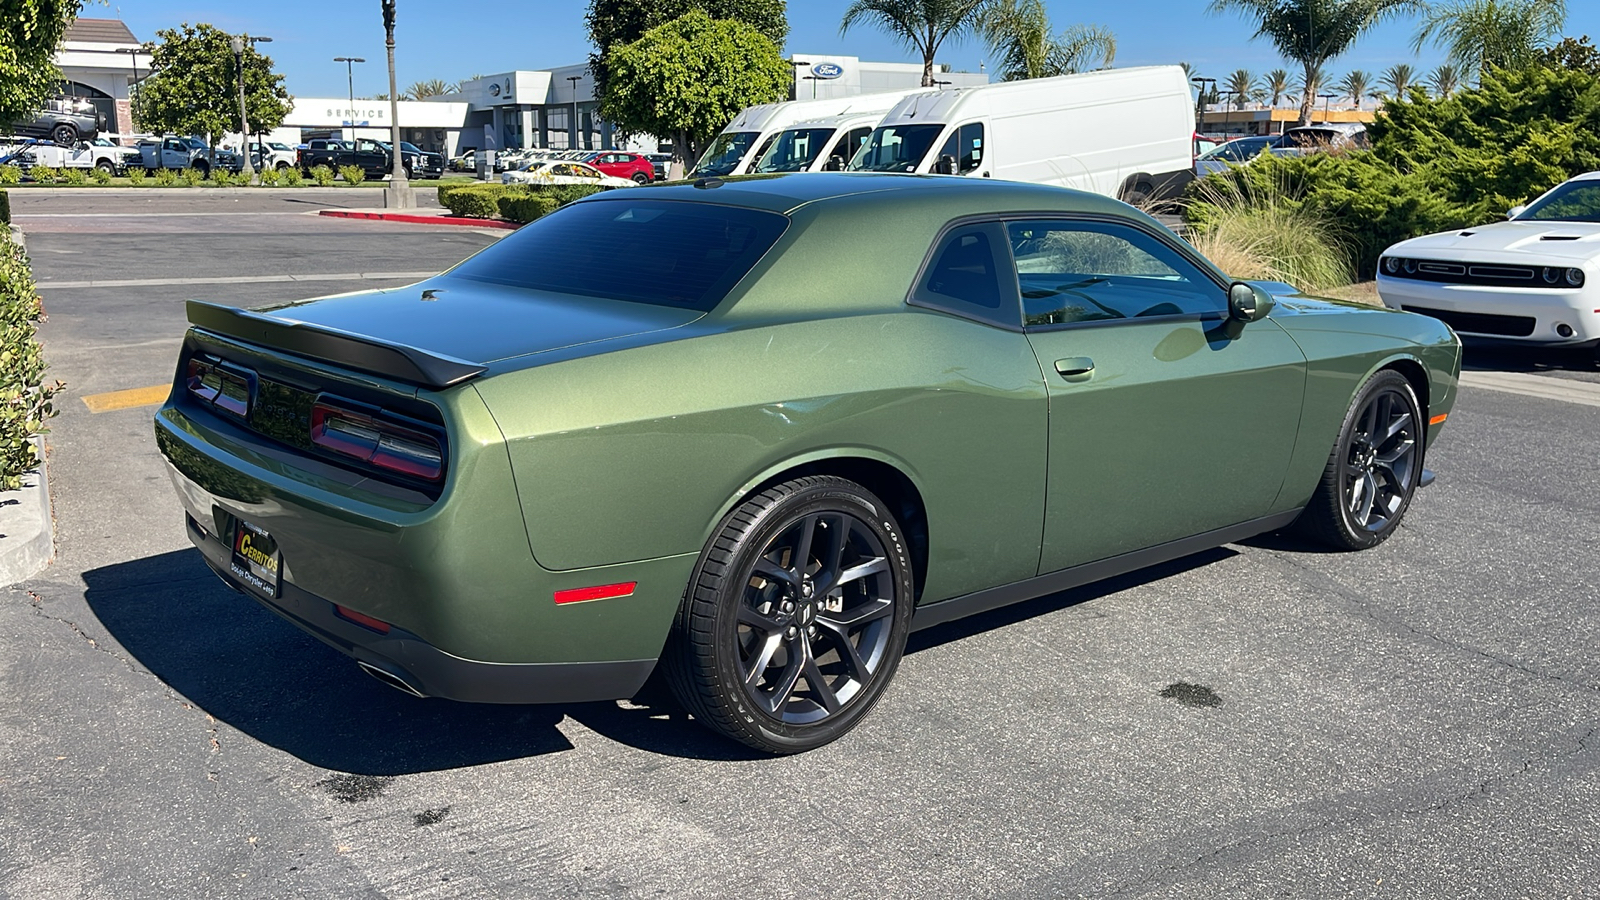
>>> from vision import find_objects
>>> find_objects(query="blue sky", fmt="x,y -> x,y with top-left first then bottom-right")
108,1 -> 1600,97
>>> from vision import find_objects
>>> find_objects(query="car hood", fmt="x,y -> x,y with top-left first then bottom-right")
250,276 -> 704,366
1389,220 -> 1600,263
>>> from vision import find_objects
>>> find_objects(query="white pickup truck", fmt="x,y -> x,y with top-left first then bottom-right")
4,137 -> 141,174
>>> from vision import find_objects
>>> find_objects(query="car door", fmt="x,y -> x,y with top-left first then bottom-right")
1007,217 -> 1308,573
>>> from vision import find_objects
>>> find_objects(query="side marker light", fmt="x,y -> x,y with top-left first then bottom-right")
554,582 -> 638,605
1429,413 -> 1448,425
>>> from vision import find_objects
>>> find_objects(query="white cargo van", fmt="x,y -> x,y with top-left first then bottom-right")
691,89 -> 929,178
749,90 -> 932,174
847,66 -> 1195,202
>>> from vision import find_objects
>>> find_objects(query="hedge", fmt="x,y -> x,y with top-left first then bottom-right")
498,194 -> 559,224
0,189 -> 9,225
0,230 -> 60,490
437,181 -> 609,220
439,183 -> 515,218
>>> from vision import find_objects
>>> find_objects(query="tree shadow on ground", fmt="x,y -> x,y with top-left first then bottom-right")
84,544 -> 1241,768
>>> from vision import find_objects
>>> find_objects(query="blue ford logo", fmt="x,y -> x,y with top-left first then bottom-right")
812,63 -> 844,80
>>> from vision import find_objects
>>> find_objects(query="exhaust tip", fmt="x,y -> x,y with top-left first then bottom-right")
358,660 -> 427,698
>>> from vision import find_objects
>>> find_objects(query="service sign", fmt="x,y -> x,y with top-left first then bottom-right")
812,63 -> 844,80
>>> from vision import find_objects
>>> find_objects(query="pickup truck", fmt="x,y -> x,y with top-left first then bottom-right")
7,97 -> 102,146
138,136 -> 242,175
249,140 -> 298,171
13,137 -> 141,174
297,138 -> 442,179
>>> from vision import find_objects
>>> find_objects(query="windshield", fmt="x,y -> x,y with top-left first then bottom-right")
753,128 -> 837,173
691,131 -> 757,177
181,138 -> 206,150
848,125 -> 945,173
447,199 -> 789,311
1518,181 -> 1600,222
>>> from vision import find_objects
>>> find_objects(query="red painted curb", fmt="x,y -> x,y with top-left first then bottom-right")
318,210 -> 520,230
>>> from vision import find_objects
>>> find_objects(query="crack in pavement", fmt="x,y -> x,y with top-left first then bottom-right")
19,587 -> 226,762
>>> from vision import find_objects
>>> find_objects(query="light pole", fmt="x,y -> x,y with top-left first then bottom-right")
1218,88 -> 1237,134
567,74 -> 582,150
786,59 -> 810,101
1319,92 -> 1336,122
381,0 -> 413,208
334,56 -> 365,142
231,34 -> 271,183
802,75 -> 819,99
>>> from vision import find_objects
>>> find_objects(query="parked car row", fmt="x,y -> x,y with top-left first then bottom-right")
1194,125 -> 1369,176
296,138 -> 444,180
2,136 -> 141,175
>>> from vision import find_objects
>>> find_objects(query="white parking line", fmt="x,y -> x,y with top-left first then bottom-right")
35,272 -> 439,289
1459,370 -> 1600,409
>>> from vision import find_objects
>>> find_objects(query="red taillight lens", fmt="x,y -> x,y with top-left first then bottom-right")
186,355 -> 251,417
311,400 -> 444,482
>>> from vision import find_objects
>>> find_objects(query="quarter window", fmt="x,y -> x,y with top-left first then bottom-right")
913,223 -> 1016,326
1006,220 -> 1225,327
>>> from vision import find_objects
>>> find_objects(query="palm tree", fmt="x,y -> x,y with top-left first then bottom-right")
1338,69 -> 1372,108
1264,67 -> 1292,106
1429,62 -> 1461,97
1412,0 -> 1566,79
842,0 -> 990,87
980,0 -> 1115,81
1378,62 -> 1417,102
1208,0 -> 1424,125
1225,68 -> 1257,108
1295,63 -> 1329,107
404,78 -> 456,101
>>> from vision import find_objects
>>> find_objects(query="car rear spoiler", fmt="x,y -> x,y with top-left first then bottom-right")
186,299 -> 488,389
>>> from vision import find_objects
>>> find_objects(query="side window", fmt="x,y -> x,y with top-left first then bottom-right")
936,123 -> 985,175
1007,220 -> 1225,327
839,127 -> 871,168
912,223 -> 1017,326
743,134 -> 777,173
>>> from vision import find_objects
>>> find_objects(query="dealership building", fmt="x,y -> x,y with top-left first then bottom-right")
47,18 -> 986,157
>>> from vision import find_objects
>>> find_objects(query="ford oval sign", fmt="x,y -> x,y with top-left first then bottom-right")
812,63 -> 844,80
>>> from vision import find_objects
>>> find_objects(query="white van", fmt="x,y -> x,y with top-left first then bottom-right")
847,66 -> 1195,202
691,89 -> 929,178
749,94 -> 927,174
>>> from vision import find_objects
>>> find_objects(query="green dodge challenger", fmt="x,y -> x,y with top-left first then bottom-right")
155,174 -> 1461,753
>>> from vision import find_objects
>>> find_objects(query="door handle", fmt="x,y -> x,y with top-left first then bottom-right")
1054,357 -> 1095,378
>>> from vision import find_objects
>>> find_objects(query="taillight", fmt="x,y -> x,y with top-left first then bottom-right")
310,399 -> 445,482
186,355 -> 252,418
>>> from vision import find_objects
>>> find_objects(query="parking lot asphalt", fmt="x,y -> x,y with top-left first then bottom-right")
2,192 -> 1598,899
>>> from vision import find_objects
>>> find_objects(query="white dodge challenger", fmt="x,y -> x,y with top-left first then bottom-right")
1377,172 -> 1600,352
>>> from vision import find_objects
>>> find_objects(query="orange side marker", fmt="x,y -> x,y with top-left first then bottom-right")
1429,413 -> 1448,425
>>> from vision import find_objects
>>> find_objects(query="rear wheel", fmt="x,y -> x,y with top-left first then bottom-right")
191,160 -> 210,178
52,123 -> 77,146
1294,370 -> 1423,550
631,171 -> 650,184
665,476 -> 914,753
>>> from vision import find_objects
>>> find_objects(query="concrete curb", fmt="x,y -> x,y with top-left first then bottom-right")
0,440 -> 53,587
318,209 -> 519,230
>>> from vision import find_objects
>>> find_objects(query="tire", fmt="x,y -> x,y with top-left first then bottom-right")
275,161 -> 290,172
631,171 -> 650,184
664,476 -> 915,753
1294,369 -> 1424,550
1119,175 -> 1155,206
191,160 -> 210,178
52,123 -> 77,146
95,159 -> 115,174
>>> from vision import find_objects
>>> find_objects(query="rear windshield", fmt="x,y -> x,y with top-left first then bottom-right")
445,199 -> 789,311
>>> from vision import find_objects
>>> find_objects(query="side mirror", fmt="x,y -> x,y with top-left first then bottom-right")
1507,205 -> 1527,220
1228,282 -> 1275,322
824,154 -> 844,171
934,154 -> 957,175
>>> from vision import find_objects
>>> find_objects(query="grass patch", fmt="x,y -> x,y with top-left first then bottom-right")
1184,172 -> 1353,292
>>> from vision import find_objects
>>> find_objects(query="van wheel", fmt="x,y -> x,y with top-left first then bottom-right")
1120,176 -> 1156,206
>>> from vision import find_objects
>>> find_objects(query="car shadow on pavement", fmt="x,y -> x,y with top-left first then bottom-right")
1462,343 -> 1599,374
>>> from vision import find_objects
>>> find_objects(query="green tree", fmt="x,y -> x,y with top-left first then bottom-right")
0,0 -> 81,127
1208,0 -> 1423,125
840,0 -> 989,87
586,0 -> 787,106
1413,0 -> 1565,79
980,0 -> 1114,81
601,10 -> 789,168
404,78 -> 456,100
1264,67 -> 1293,105
1225,68 -> 1258,107
1428,62 -> 1461,95
1541,35 -> 1600,75
1338,68 -> 1372,107
1377,61 -> 1417,100
138,23 -> 291,166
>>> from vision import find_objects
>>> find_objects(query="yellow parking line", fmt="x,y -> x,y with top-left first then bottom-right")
82,384 -> 170,414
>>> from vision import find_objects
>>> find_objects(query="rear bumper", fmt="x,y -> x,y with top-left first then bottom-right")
185,511 -> 657,703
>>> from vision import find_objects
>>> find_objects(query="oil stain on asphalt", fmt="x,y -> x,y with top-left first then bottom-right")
316,774 -> 395,803
414,807 -> 451,827
1159,682 -> 1223,708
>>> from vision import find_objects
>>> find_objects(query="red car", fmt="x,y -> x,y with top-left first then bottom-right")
584,151 -> 656,184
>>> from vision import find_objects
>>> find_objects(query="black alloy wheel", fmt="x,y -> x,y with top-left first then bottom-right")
666,476 -> 914,753
1296,369 -> 1423,550
52,123 -> 77,146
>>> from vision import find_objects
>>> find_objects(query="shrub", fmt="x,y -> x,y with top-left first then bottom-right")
0,189 -> 8,225
30,166 -> 60,184
309,165 -> 335,186
440,183 -> 514,218
278,166 -> 303,187
126,167 -> 145,186
181,167 -> 205,187
338,165 -> 365,186
91,167 -> 113,185
498,193 -> 559,224
257,166 -> 280,186
0,165 -> 20,186
62,167 -> 88,186
1185,171 -> 1354,291
0,231 -> 62,490
211,167 -> 237,187
153,167 -> 178,186
533,183 -> 606,206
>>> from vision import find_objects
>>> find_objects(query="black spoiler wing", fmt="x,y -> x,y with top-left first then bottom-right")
186,300 -> 488,390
